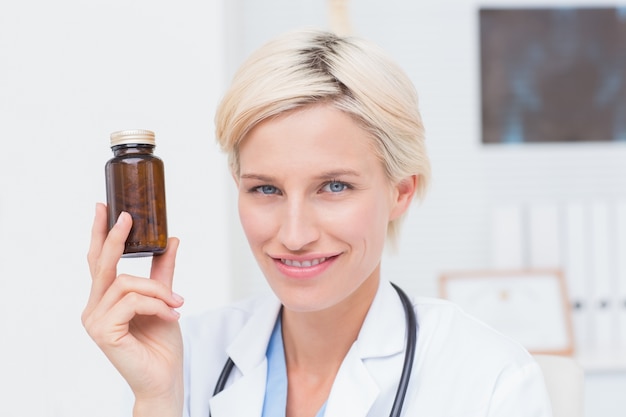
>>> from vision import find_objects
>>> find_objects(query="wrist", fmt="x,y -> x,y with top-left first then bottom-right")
133,396 -> 182,417
133,381 -> 183,417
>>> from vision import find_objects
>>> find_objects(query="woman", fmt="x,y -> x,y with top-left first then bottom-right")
82,29 -> 552,417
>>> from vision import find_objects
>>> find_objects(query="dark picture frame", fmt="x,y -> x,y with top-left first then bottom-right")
480,7 -> 626,144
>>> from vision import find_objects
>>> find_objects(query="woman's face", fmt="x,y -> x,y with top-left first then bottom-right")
236,104 -> 414,313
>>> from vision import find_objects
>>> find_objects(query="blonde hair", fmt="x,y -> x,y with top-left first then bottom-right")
215,29 -> 431,243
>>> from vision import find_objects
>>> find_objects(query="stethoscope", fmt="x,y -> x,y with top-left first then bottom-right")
210,283 -> 417,417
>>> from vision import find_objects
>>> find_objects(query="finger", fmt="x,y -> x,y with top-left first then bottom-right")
150,237 -> 180,291
116,292 -> 181,323
92,274 -> 184,321
88,293 -> 180,345
87,203 -> 109,277
86,211 -> 132,310
85,203 -> 112,314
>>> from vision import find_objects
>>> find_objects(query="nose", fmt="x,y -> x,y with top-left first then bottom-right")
278,197 -> 320,251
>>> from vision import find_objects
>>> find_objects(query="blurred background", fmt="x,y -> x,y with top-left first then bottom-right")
1,0 -> 625,416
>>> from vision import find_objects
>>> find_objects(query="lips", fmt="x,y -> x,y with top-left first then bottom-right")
272,254 -> 338,279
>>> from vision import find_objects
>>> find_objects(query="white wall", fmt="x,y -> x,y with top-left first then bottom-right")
0,1 -> 228,415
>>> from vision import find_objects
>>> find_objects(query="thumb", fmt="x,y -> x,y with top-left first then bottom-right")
150,237 -> 180,290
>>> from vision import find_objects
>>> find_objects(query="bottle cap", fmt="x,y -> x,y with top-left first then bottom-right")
110,129 -> 156,146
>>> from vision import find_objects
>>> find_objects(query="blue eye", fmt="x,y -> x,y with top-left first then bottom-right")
255,185 -> 279,195
323,181 -> 348,193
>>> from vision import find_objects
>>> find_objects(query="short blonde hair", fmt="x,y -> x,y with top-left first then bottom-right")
215,29 -> 431,243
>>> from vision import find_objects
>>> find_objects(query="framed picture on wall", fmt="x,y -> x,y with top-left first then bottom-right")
439,269 -> 575,355
479,7 -> 626,144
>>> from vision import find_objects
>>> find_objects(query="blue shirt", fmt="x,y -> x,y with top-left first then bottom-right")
261,317 -> 327,417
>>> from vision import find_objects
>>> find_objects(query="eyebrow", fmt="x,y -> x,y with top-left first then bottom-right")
240,169 -> 361,182
239,173 -> 274,182
314,169 -> 361,180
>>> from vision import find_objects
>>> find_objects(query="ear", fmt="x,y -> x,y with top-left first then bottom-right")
389,175 -> 417,221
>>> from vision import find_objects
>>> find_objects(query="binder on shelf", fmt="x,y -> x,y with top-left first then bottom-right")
616,201 -> 626,348
589,201 -> 617,349
528,203 -> 560,268
564,202 -> 591,351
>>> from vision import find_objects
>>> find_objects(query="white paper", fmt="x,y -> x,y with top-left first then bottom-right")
445,273 -> 571,353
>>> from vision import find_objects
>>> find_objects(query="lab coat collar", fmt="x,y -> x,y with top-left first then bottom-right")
227,294 -> 282,373
356,278 -> 407,359
209,294 -> 281,416
210,279 -> 407,417
323,279 -> 407,416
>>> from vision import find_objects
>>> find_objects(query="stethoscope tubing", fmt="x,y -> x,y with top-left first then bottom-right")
388,282 -> 417,417
213,357 -> 235,396
210,283 -> 417,417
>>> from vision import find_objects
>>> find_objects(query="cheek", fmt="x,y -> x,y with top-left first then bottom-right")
329,199 -> 389,245
238,199 -> 272,245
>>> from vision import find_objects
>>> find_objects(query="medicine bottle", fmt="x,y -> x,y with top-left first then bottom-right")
105,129 -> 168,257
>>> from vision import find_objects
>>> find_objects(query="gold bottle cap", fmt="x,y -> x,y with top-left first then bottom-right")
110,129 -> 156,146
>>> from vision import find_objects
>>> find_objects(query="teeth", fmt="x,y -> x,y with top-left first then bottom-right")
281,257 -> 327,267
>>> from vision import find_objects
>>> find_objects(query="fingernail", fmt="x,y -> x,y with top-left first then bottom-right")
116,212 -> 127,225
170,308 -> 180,318
172,292 -> 184,303
95,203 -> 103,217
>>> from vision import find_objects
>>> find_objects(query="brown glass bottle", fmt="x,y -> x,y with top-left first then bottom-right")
105,129 -> 168,257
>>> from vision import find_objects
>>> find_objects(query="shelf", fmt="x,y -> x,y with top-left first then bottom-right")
575,348 -> 626,373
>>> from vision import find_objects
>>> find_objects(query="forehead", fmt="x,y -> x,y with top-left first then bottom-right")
239,104 -> 380,174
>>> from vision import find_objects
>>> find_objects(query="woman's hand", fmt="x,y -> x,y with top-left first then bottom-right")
82,203 -> 184,416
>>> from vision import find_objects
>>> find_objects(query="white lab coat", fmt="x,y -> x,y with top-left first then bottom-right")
181,279 -> 553,417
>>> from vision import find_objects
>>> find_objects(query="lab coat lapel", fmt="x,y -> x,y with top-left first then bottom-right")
209,295 -> 282,417
324,280 -> 407,417
209,361 -> 267,416
323,344 -> 379,417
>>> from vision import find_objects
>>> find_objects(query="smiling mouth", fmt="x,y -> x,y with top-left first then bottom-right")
280,257 -> 330,267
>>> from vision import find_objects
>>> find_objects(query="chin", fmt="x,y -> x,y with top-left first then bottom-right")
271,285 -> 338,313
